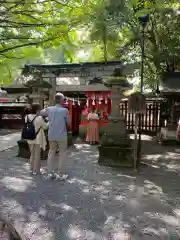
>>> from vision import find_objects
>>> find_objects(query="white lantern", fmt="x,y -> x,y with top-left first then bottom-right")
92,95 -> 96,105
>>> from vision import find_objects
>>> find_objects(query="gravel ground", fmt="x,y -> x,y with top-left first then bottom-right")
0,139 -> 180,239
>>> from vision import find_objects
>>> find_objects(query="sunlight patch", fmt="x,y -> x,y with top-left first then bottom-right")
0,177 -> 33,192
38,207 -> 47,217
67,225 -> 86,239
102,180 -> 112,186
142,227 -> 160,237
93,185 -> 105,192
162,214 -> 179,226
145,212 -> 180,227
0,198 -> 25,217
67,225 -> 103,239
143,154 -> 162,160
82,187 -> 91,193
67,177 -> 88,185
117,173 -> 136,179
74,144 -> 91,149
128,199 -> 140,208
114,195 -> 126,201
167,152 -> 179,158
103,215 -> 130,239
130,134 -> 152,141
59,203 -> 78,214
173,208 -> 180,218
144,180 -> 163,194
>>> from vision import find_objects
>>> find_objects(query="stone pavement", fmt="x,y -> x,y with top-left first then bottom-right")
0,131 -> 21,151
0,139 -> 180,239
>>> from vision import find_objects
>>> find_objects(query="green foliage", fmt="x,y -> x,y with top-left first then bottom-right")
85,0 -> 180,91
0,0 -> 88,84
0,0 -> 179,91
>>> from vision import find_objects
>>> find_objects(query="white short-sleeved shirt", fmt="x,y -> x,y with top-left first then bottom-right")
87,113 -> 99,120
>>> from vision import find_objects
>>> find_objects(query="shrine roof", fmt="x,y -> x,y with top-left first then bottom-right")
2,83 -> 28,89
2,83 -> 31,94
160,72 -> 180,93
25,61 -> 122,70
56,84 -> 109,92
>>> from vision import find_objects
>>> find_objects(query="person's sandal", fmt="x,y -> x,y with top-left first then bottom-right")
55,173 -> 68,180
46,173 -> 56,180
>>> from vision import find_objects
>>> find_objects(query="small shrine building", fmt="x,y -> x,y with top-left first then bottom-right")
2,61 -> 138,134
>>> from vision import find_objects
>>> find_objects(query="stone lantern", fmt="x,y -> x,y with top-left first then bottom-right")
98,68 -> 133,167
25,78 -> 51,108
0,88 -> 7,96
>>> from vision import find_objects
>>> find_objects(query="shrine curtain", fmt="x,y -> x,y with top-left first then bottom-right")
72,104 -> 81,135
61,101 -> 81,135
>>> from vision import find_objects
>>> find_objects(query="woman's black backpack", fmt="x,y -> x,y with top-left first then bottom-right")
22,115 -> 39,140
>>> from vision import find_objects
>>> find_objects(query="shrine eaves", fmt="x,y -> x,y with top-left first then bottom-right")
23,61 -> 140,79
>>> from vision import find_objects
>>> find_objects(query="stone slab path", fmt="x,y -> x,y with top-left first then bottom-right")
0,131 -> 20,151
0,139 -> 180,239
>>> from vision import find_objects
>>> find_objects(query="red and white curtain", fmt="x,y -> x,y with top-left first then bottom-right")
84,91 -> 112,119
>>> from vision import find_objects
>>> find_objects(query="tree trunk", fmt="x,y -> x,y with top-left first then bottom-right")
103,25 -> 108,62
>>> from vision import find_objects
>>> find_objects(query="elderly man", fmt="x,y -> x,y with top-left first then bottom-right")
40,93 -> 70,180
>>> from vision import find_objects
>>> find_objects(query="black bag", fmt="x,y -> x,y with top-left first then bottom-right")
22,115 -> 40,140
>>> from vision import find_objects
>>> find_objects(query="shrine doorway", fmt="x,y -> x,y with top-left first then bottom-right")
56,83 -> 112,140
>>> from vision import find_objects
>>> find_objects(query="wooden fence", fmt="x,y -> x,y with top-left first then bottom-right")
119,99 -> 161,133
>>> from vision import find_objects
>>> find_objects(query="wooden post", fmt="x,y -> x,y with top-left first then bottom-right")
137,113 -> 142,168
128,92 -> 146,169
49,76 -> 56,106
69,101 -> 73,131
38,78 -> 44,109
134,114 -> 138,169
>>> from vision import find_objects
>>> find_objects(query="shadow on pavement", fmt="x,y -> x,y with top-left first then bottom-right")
0,140 -> 179,239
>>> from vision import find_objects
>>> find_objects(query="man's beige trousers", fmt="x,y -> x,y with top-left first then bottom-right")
47,137 -> 67,174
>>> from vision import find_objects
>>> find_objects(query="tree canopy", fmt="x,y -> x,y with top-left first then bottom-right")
83,0 -> 180,91
0,0 -> 85,84
0,0 -> 179,90
0,0 -> 85,54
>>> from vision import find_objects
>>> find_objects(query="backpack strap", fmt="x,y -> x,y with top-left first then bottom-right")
32,115 -> 42,136
28,115 -> 41,136
35,127 -> 41,136
26,115 -> 37,123
35,116 -> 45,136
26,115 -> 30,123
31,115 -> 38,123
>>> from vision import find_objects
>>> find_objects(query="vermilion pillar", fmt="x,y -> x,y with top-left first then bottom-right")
68,101 -> 73,131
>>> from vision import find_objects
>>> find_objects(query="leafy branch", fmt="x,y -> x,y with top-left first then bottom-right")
0,35 -> 63,54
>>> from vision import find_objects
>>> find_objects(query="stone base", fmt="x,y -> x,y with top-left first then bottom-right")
17,132 -> 74,159
98,145 -> 133,168
160,139 -> 179,146
17,140 -> 48,159
68,133 -> 73,146
156,127 -> 179,146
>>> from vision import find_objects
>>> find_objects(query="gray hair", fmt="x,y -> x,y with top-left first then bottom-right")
55,92 -> 64,104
